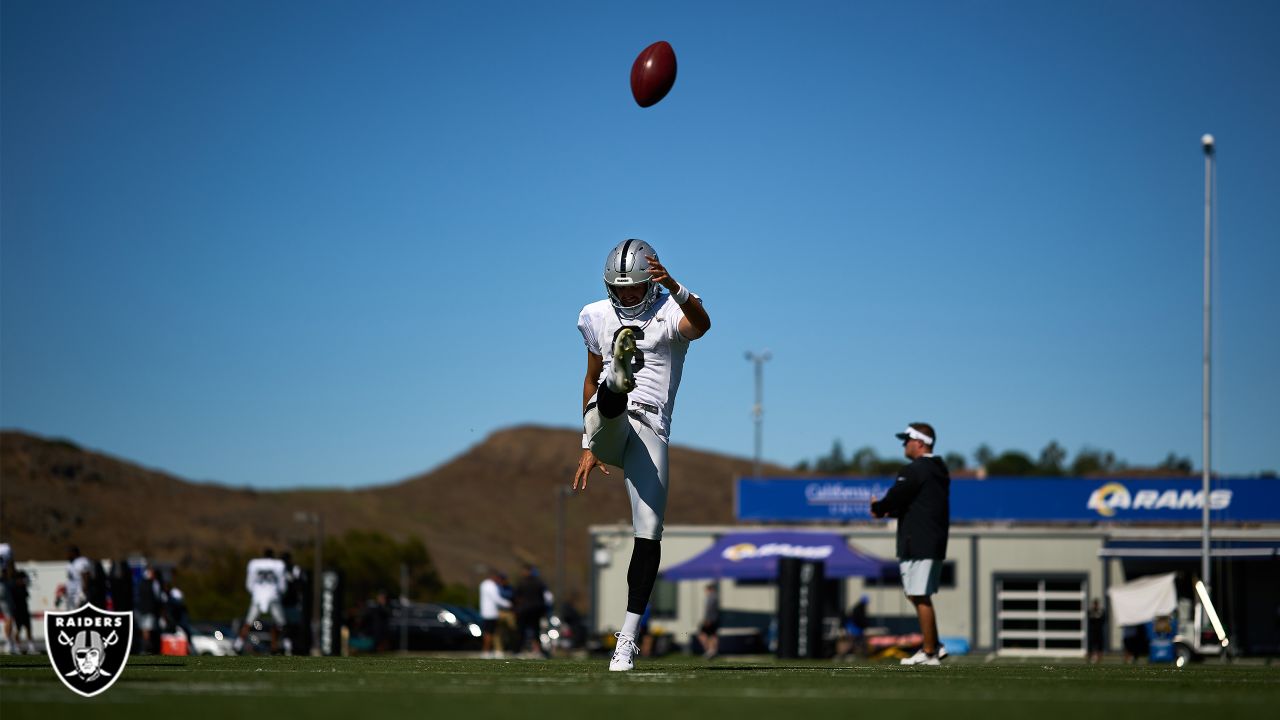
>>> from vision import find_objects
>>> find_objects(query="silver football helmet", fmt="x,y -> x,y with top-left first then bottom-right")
603,239 -> 661,319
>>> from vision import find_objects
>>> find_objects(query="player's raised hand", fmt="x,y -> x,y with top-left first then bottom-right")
573,449 -> 609,491
645,255 -> 679,293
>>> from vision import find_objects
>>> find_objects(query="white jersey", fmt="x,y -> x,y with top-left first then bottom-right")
245,558 -> 287,603
478,578 -> 511,620
578,292 -> 694,439
65,555 -> 92,603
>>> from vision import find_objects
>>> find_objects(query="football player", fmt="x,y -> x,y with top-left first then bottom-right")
573,239 -> 710,671
236,548 -> 287,654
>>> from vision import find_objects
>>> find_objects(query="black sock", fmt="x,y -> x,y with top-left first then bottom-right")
597,381 -> 627,419
626,538 -> 662,615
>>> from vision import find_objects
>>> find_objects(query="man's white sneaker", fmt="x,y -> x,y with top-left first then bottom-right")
937,643 -> 948,660
901,649 -> 941,666
607,329 -> 637,393
609,632 -> 638,672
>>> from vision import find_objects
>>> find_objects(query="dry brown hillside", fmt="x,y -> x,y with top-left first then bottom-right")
0,427 -> 784,599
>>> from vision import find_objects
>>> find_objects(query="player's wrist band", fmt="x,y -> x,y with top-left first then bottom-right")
582,433 -> 591,449
672,284 -> 691,304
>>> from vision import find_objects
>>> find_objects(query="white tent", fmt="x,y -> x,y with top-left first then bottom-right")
1107,572 -> 1177,626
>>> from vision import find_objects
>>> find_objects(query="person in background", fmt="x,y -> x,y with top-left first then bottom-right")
559,593 -> 587,650
9,570 -> 34,655
1087,598 -> 1106,664
135,565 -> 163,654
281,552 -> 305,655
637,605 -> 654,657
697,582 -> 720,660
478,568 -> 511,658
513,565 -> 549,657
108,558 -> 134,615
365,591 -> 392,653
1,545 -> 15,654
87,559 -> 109,608
870,423 -> 952,667
167,576 -> 196,655
64,546 -> 92,610
237,548 -> 287,654
837,595 -> 871,661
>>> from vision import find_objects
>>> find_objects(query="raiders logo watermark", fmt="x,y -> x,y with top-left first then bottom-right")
44,604 -> 133,698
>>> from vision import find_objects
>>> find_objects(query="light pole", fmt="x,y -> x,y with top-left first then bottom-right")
1200,133 -> 1215,595
294,511 -> 324,656
745,351 -> 772,478
554,485 -> 571,612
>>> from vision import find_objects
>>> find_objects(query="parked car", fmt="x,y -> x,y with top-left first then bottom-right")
438,604 -> 485,644
159,622 -> 237,656
190,622 -> 238,656
385,602 -> 482,651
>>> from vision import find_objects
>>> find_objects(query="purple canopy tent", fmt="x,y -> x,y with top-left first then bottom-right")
660,531 -> 897,580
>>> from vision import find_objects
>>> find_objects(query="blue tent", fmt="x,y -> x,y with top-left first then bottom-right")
660,531 -> 898,580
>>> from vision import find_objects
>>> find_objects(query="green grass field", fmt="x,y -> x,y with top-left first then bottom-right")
3,654 -> 1278,720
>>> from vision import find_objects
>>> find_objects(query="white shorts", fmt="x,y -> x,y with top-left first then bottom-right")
900,559 -> 943,597
584,398 -> 669,541
246,597 -> 286,626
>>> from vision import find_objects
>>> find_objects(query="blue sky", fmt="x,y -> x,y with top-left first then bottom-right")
3,0 -> 1277,488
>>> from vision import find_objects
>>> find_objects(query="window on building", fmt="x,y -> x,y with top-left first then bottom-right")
650,579 -> 678,619
994,574 -> 1088,657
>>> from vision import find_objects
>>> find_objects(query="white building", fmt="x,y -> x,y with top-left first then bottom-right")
588,476 -> 1280,657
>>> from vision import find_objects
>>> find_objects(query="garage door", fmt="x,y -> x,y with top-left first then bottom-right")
995,575 -> 1088,657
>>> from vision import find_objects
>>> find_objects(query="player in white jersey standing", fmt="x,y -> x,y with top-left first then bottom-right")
236,548 -> 288,654
573,239 -> 711,671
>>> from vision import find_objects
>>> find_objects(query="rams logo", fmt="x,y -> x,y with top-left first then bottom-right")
1087,482 -> 1232,517
1088,482 -> 1130,517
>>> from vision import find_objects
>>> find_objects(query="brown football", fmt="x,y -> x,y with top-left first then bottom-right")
630,41 -> 677,108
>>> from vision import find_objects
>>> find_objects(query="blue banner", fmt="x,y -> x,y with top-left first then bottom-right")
736,477 -> 1280,523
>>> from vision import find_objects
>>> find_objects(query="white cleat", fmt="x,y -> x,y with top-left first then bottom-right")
937,643 -> 948,660
901,648 -> 941,666
607,328 -> 637,393
608,632 -> 639,672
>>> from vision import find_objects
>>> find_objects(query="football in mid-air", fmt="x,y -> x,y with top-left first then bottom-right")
630,41 -> 677,108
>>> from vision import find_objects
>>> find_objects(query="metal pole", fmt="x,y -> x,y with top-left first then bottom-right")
555,486 -> 567,613
1201,133 -> 1214,594
314,513 -> 324,656
745,351 -> 771,478
296,510 -> 325,656
400,562 -> 409,652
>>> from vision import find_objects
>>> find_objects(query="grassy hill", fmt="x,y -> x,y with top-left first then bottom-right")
0,427 -> 782,600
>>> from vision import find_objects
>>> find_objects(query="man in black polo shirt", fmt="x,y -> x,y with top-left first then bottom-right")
870,422 -> 951,666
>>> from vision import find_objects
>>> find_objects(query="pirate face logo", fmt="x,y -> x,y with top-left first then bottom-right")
45,603 -> 133,697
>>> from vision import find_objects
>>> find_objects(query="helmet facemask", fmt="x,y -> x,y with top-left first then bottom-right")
604,239 -> 662,320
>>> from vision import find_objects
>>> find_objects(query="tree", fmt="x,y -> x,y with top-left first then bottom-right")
183,546 -> 259,621
814,439 -> 847,473
973,444 -> 994,468
1037,441 -> 1067,476
1157,453 -> 1193,474
293,530 -> 443,612
986,450 -> 1036,476
943,452 -> 967,470
1071,447 -> 1117,476
183,531 -> 448,623
850,446 -> 880,475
